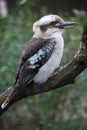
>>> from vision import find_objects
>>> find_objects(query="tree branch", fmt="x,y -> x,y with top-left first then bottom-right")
0,22 -> 87,116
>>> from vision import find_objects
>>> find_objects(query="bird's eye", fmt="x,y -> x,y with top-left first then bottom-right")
40,21 -> 59,32
50,21 -> 58,26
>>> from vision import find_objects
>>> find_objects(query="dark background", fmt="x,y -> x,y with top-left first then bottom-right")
6,0 -> 87,14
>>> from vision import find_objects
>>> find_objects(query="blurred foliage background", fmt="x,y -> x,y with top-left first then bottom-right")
0,0 -> 87,130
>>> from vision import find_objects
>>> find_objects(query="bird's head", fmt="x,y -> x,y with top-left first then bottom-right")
33,14 -> 77,38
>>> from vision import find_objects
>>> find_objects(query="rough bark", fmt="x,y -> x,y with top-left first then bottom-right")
0,22 -> 87,116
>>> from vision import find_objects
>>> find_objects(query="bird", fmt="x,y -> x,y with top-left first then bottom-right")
1,14 -> 77,109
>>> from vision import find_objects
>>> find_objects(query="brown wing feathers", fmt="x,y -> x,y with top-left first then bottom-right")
20,38 -> 53,66
1,38 -> 56,109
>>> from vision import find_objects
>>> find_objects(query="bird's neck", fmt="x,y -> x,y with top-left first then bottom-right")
33,30 -> 63,40
51,32 -> 64,53
33,31 -> 64,53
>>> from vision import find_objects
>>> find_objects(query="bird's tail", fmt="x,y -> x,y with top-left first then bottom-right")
1,86 -> 17,109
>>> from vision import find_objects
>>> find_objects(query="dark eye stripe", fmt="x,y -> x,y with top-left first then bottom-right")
40,21 -> 59,32
49,21 -> 58,26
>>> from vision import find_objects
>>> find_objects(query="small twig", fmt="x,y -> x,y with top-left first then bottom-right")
0,87 -> 12,101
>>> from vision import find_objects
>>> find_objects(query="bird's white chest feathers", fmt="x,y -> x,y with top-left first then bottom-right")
34,32 -> 64,84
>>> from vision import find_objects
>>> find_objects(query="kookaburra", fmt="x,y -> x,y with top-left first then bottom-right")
1,14 -> 77,109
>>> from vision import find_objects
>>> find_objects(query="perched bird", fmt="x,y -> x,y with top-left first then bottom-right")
1,14 -> 77,109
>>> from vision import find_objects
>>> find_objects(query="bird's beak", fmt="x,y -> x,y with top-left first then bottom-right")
55,22 -> 77,29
